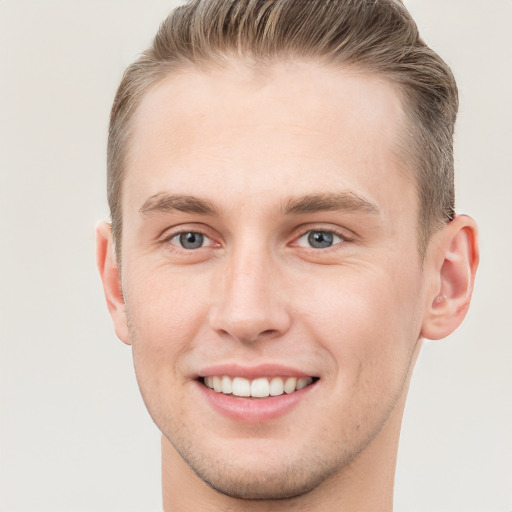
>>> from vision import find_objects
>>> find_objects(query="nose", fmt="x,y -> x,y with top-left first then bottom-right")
208,246 -> 292,345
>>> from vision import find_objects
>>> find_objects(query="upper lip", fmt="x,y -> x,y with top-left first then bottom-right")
197,363 -> 317,380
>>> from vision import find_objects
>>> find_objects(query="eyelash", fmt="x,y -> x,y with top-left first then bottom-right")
294,227 -> 347,249
161,225 -> 351,252
163,230 -> 217,250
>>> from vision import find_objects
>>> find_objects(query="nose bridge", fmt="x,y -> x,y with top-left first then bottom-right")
209,237 -> 290,343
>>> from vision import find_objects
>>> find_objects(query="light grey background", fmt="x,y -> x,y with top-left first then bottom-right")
0,1 -> 510,511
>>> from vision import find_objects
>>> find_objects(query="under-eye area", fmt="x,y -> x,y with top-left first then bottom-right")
201,376 -> 320,398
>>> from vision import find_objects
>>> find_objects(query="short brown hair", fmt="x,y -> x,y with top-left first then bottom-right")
108,0 -> 458,257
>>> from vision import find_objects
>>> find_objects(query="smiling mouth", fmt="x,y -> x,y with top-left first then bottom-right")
201,376 -> 319,398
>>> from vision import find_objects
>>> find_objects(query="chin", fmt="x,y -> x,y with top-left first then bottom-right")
170,434 -> 346,501
193,462 -> 332,500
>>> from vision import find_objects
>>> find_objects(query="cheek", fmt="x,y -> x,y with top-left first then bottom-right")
124,265 -> 210,383
296,265 -> 424,384
286,264 -> 425,445
127,263 -> 208,332
123,266 -> 215,430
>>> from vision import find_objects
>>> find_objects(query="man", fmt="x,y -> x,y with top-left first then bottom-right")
96,0 -> 479,510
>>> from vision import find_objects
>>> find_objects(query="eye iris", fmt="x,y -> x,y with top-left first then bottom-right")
179,232 -> 204,249
308,231 -> 334,248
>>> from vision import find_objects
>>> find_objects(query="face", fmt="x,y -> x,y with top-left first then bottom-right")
118,61 -> 428,499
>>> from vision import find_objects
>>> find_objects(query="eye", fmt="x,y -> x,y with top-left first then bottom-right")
169,231 -> 211,250
296,230 -> 344,249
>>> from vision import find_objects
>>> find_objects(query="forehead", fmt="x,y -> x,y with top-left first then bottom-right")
124,60 -> 415,226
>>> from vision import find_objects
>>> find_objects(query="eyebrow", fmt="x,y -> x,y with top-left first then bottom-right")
139,193 -> 216,216
282,192 -> 380,216
138,191 -> 380,218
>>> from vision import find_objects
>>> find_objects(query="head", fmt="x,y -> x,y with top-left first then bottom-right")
97,0 -> 478,505
107,0 -> 458,260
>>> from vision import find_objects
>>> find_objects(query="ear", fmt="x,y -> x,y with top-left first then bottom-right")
421,214 -> 479,340
96,221 -> 130,345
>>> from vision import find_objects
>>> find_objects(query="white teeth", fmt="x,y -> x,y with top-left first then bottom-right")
284,377 -> 297,394
269,377 -> 284,396
251,378 -> 270,398
296,377 -> 313,390
213,376 -> 222,392
221,375 -> 232,394
232,377 -> 251,397
203,375 -> 315,397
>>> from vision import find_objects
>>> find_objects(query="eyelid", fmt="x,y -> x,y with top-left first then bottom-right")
159,224 -> 221,248
157,222 -> 354,251
295,230 -> 344,248
169,232 -> 213,249
290,224 -> 354,246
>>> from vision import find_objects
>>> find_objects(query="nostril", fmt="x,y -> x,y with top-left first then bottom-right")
259,329 -> 280,339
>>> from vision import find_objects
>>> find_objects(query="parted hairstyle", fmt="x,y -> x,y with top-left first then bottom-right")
107,0 -> 458,258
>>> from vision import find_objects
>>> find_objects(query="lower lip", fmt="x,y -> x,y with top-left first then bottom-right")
196,381 -> 317,423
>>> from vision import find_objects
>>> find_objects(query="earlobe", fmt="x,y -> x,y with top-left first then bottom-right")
421,215 -> 479,341
96,221 -> 131,345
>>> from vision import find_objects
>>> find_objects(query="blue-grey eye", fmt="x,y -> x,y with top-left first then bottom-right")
172,232 -> 205,249
308,231 -> 333,248
296,230 -> 343,249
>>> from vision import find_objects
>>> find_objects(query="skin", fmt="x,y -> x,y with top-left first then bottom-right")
97,61 -> 478,511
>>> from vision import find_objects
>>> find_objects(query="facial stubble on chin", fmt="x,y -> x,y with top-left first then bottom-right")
162,426 -> 354,501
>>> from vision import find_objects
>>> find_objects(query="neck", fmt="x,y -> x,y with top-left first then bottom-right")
162,389 -> 408,512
